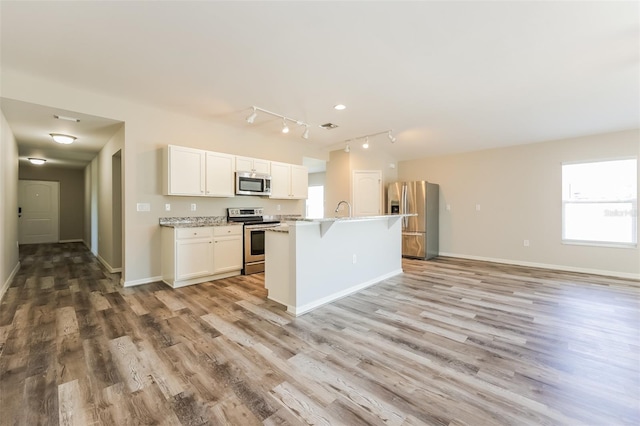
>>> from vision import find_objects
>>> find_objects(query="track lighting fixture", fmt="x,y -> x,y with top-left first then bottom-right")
246,106 -> 310,140
246,107 -> 257,124
345,144 -> 350,153
50,133 -> 76,144
342,129 -> 396,150
28,158 -> 46,165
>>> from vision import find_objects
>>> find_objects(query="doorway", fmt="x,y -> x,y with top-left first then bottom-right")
18,180 -> 60,244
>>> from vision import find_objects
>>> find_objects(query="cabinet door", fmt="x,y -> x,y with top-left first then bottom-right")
290,165 -> 309,199
205,152 -> 234,197
213,236 -> 243,273
252,158 -> 271,174
269,162 -> 291,199
235,156 -> 254,173
167,146 -> 206,195
175,238 -> 213,280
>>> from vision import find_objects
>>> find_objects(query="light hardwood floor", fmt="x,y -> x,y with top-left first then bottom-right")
1,243 -> 638,425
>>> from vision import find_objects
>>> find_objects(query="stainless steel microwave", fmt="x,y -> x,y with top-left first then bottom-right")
235,172 -> 271,196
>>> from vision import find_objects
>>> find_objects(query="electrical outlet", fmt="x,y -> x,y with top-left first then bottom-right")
475,204 -> 481,211
446,204 -> 451,211
352,254 -> 357,264
523,239 -> 530,247
277,204 -> 281,211
165,204 -> 171,211
190,203 -> 197,211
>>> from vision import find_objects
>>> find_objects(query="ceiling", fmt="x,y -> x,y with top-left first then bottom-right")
1,1 -> 638,164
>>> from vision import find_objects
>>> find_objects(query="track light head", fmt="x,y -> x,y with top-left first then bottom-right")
302,125 -> 310,140
388,131 -> 396,143
246,107 -> 257,124
345,144 -> 350,153
362,137 -> 369,149
281,118 -> 289,134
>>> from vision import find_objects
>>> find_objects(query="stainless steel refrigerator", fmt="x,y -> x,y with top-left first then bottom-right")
387,181 -> 439,259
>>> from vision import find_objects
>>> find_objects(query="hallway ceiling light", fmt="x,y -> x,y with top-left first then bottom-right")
28,158 -> 46,165
334,104 -> 346,110
246,106 -> 311,140
50,133 -> 76,144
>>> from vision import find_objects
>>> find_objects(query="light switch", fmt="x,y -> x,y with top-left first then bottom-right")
136,203 -> 150,212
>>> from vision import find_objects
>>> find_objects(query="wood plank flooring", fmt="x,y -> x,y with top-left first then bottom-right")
1,242 -> 638,425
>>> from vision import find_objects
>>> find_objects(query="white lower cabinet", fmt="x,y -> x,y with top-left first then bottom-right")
162,225 -> 243,288
213,226 -> 243,273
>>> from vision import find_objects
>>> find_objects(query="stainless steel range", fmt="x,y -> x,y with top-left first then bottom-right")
227,208 -> 280,275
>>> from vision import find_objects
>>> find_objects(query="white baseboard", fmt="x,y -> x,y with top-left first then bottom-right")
0,262 -> 20,303
123,276 -> 162,287
289,269 -> 404,316
96,254 -> 122,274
439,252 -> 640,281
59,239 -> 83,243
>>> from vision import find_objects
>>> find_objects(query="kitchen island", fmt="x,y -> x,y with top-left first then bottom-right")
265,215 -> 411,316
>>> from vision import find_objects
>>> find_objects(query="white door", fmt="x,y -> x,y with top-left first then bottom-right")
353,170 -> 382,217
18,180 -> 60,244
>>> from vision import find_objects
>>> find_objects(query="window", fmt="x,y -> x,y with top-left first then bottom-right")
306,186 -> 324,219
562,159 -> 637,246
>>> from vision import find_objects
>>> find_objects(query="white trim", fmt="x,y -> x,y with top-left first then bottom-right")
59,239 -> 84,243
96,254 -> 122,274
288,269 -> 403,316
0,262 -> 20,302
439,252 -> 640,281
123,276 -> 162,287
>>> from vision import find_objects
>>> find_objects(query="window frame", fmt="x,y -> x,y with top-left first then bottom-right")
561,157 -> 638,248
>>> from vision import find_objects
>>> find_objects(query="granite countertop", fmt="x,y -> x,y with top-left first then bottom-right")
287,213 -> 417,223
266,224 -> 289,233
159,216 -> 232,228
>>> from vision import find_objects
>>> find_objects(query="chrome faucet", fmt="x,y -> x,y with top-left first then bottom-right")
335,200 -> 352,217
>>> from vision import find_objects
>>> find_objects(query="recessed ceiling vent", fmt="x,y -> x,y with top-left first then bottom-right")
319,123 -> 339,129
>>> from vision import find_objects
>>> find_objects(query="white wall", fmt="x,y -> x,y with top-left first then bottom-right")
1,69 -> 328,286
0,110 -> 19,300
398,129 -> 640,278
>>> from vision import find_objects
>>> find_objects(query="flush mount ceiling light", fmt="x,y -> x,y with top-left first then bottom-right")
28,158 -> 46,165
343,129 -> 396,150
50,133 -> 76,144
334,104 -> 346,110
246,106 -> 311,140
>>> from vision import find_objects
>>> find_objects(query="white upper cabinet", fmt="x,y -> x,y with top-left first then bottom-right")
164,145 -> 234,197
164,145 -> 206,196
270,162 -> 308,199
205,152 -> 235,197
236,156 -> 271,174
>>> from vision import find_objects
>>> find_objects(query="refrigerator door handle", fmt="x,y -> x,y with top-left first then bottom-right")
402,184 -> 408,227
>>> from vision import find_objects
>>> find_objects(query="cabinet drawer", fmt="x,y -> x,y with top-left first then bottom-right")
176,227 -> 213,239
214,225 -> 243,236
